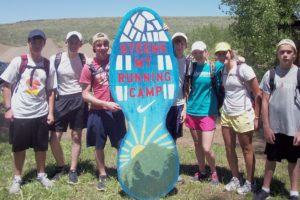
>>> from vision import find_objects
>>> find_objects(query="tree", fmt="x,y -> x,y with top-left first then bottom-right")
220,0 -> 300,77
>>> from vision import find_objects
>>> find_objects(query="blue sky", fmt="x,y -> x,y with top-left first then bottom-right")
0,0 -> 228,24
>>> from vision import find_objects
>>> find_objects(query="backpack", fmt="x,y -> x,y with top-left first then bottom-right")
236,63 -> 255,107
0,61 -> 9,85
14,54 -> 49,92
269,67 -> 300,95
88,63 -> 108,91
183,60 -> 225,111
54,52 -> 86,99
54,52 -> 86,70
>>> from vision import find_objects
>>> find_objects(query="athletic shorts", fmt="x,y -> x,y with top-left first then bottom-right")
220,109 -> 254,133
9,115 -> 49,152
49,93 -> 88,132
265,133 -> 300,163
166,105 -> 184,140
185,114 -> 216,131
86,109 -> 126,150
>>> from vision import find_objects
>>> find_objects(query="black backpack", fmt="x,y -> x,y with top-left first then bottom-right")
184,60 -> 225,111
0,61 -> 9,85
269,67 -> 300,95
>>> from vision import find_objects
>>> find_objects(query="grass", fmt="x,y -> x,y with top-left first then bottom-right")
0,124 -> 295,200
0,16 -> 232,47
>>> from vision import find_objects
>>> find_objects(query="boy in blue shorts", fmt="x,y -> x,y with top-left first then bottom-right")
80,32 -> 126,191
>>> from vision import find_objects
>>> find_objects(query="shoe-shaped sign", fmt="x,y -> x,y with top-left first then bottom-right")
110,7 -> 179,200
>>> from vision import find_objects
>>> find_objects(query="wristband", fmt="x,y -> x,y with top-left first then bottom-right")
255,116 -> 260,119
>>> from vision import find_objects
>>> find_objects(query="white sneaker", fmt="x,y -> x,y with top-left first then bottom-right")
9,177 -> 22,194
224,177 -> 240,192
36,174 -> 54,189
237,181 -> 251,195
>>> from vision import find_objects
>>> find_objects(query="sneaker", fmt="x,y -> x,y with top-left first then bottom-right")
97,175 -> 107,191
177,175 -> 184,183
253,189 -> 271,200
289,195 -> 299,200
68,170 -> 78,185
51,166 -> 66,182
224,177 -> 240,192
36,174 -> 54,189
210,171 -> 219,185
191,171 -> 208,182
9,177 -> 22,194
237,181 -> 252,195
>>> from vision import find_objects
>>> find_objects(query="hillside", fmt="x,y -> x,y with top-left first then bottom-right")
0,16 -> 231,47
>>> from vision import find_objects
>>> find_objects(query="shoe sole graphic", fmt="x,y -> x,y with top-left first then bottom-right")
110,7 -> 179,200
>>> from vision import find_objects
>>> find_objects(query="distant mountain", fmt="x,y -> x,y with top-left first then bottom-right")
0,16 -> 231,47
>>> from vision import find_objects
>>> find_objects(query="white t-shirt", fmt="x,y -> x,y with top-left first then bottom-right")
222,63 -> 256,116
0,55 -> 57,118
50,52 -> 85,95
172,57 -> 186,106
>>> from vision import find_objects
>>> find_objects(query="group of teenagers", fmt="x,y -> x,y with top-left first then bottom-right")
0,28 -> 299,200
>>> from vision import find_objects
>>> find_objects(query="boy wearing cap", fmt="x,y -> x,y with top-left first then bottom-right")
254,39 -> 300,200
0,29 -> 57,194
80,32 -> 126,191
49,31 -> 88,184
185,41 -> 223,185
215,42 -> 261,195
167,32 -> 188,183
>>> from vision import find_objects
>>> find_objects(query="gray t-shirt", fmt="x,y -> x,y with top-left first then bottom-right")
222,63 -> 256,116
50,52 -> 84,95
260,65 -> 300,136
172,56 -> 186,106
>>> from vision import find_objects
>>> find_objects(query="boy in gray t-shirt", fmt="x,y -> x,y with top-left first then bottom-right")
254,39 -> 300,200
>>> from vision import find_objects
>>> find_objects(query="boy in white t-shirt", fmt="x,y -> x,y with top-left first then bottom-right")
49,31 -> 88,185
1,29 -> 57,194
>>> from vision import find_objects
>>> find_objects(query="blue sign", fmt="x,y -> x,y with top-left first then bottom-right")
110,7 -> 179,200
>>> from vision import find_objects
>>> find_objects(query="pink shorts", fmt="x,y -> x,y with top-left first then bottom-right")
185,115 -> 216,131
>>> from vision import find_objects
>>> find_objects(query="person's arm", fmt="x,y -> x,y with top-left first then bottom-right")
81,84 -> 121,112
47,89 -> 55,125
180,97 -> 187,123
294,129 -> 300,146
2,82 -> 13,120
261,91 -> 275,144
248,77 -> 262,130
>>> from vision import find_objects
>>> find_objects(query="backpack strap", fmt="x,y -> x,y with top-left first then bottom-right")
210,62 -> 217,92
269,68 -> 276,94
19,54 -> 28,75
88,63 -> 97,91
54,52 -> 62,70
78,53 -> 86,66
297,67 -> 300,94
43,58 -> 50,89
14,55 -> 28,92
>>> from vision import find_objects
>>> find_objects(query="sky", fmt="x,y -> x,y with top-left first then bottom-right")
0,0 -> 228,24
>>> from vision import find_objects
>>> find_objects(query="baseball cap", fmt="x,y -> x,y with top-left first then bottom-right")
171,32 -> 188,43
28,29 -> 46,41
215,42 -> 231,53
66,31 -> 82,41
276,39 -> 297,52
92,32 -> 110,44
191,41 -> 207,52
